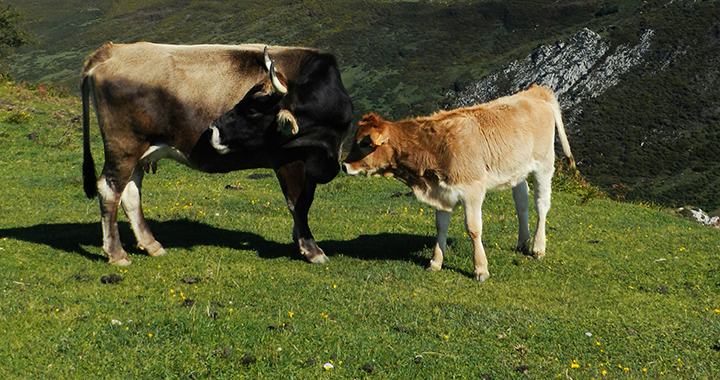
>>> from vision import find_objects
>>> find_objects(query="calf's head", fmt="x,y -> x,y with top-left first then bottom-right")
342,113 -> 395,177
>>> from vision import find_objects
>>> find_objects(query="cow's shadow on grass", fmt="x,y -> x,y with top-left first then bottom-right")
0,220 -> 436,268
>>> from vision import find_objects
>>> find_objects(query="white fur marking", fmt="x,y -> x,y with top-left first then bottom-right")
140,144 -> 190,166
209,125 -> 231,154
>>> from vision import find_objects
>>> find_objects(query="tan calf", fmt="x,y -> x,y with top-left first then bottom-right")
343,85 -> 575,281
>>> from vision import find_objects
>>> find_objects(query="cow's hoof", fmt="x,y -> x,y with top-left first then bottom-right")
308,253 -> 330,264
139,241 -> 167,257
105,249 -> 132,266
298,238 -> 329,264
109,256 -> 132,266
474,272 -> 489,282
533,251 -> 545,260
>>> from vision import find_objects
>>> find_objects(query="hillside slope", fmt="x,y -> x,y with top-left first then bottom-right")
2,71 -> 720,380
4,0 -> 720,211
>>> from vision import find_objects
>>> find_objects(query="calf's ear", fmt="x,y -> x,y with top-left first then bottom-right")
369,128 -> 389,147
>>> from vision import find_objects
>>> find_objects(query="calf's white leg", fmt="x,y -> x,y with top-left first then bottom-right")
463,189 -> 489,281
531,165 -> 554,258
512,180 -> 532,255
429,209 -> 451,271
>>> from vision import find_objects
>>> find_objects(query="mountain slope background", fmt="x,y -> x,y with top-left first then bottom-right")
3,0 -> 720,213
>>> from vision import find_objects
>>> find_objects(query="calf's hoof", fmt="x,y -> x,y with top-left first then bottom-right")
516,240 -> 532,256
427,259 -> 442,272
474,272 -> 490,282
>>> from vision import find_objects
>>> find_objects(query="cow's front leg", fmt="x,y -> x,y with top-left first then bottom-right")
120,166 -> 167,257
428,209 -> 451,272
98,176 -> 131,266
463,190 -> 489,282
512,180 -> 532,256
275,161 -> 329,264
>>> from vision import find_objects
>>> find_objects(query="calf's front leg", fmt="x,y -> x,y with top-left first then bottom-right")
512,180 -> 532,256
463,191 -> 489,282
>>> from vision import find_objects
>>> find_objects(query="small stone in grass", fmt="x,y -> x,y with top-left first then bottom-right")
240,354 -> 255,365
100,274 -> 123,284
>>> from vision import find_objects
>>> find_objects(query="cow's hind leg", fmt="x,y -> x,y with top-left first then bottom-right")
463,188 -> 489,282
512,180 -> 532,256
275,161 -> 329,264
428,209 -> 451,272
120,166 -> 167,257
531,165 -> 554,258
97,175 -> 131,266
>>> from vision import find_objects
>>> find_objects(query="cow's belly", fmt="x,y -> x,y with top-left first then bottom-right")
141,145 -> 191,167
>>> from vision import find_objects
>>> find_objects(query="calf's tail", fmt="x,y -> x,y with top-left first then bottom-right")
549,97 -> 576,171
81,74 -> 98,199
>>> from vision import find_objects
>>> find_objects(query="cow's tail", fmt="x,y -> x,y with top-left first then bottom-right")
81,74 -> 98,199
549,96 -> 576,172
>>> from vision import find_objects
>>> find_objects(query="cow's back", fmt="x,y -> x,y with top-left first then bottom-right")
83,43 -> 273,123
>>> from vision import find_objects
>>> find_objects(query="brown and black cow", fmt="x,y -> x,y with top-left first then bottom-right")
82,43 -> 353,266
343,85 -> 574,281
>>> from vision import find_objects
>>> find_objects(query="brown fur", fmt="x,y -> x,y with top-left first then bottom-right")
82,42 -> 347,266
344,85 -> 574,281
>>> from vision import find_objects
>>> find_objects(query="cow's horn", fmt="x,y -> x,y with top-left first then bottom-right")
263,46 -> 272,71
270,61 -> 288,95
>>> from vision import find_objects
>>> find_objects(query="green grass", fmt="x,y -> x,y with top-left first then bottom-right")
1,75 -> 719,379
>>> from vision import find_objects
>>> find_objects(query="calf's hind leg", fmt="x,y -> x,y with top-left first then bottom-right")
120,166 -> 167,257
512,180 -> 532,256
428,209 -> 451,271
531,164 -> 554,258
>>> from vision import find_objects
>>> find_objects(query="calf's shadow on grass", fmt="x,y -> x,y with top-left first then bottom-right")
0,220 -> 436,269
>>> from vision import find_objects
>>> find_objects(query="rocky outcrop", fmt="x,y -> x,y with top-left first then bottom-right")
450,28 -> 658,117
677,206 -> 720,228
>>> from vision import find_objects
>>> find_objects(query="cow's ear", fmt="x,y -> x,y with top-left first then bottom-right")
369,128 -> 389,147
277,109 -> 299,135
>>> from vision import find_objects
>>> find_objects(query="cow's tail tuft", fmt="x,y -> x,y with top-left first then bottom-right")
81,74 -> 98,199
549,97 -> 576,172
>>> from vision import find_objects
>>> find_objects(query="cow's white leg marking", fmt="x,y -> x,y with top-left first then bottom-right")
532,166 -> 553,258
463,188 -> 489,282
512,180 -> 532,255
120,167 -> 167,257
429,209 -> 451,271
98,176 -> 131,266
209,124 -> 231,154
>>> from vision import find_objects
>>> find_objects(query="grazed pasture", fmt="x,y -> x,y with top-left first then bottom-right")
1,77 -> 719,379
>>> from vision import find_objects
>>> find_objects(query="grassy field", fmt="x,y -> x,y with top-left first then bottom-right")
1,77 -> 719,379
